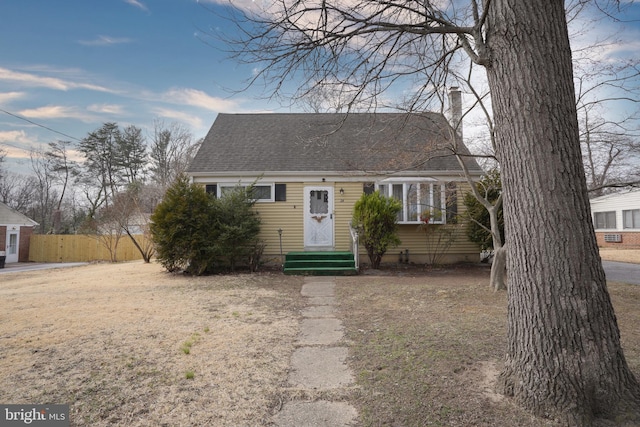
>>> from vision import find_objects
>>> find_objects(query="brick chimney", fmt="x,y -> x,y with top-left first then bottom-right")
448,86 -> 463,140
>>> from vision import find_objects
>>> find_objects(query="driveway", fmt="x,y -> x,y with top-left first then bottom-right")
0,262 -> 88,274
602,261 -> 640,285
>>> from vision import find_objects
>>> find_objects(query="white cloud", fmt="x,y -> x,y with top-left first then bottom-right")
0,67 -> 114,93
0,91 -> 25,104
78,35 -> 132,46
0,130 -> 31,144
18,105 -> 96,123
0,130 -> 36,159
163,87 -> 240,112
87,104 -> 126,115
124,0 -> 148,11
152,107 -> 205,130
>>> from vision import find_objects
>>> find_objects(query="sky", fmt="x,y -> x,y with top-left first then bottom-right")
0,0 -> 271,174
1,1 -> 639,176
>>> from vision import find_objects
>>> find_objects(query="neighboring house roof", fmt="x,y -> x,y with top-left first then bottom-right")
0,202 -> 38,226
188,113 -> 483,177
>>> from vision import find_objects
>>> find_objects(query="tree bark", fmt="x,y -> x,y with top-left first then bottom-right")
490,243 -> 507,292
485,0 -> 640,424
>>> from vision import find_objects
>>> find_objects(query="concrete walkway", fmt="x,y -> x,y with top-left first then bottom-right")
272,277 -> 358,426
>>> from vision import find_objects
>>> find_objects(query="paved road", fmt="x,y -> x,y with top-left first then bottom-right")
602,261 -> 640,285
0,262 -> 88,274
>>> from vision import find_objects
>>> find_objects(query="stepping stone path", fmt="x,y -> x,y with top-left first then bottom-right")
272,277 -> 358,426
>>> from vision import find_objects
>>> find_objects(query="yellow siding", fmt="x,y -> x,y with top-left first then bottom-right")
333,182 -> 363,252
254,182 -> 304,263
374,182 -> 481,264
30,181 -> 480,265
201,180 -> 481,265
254,181 -> 364,259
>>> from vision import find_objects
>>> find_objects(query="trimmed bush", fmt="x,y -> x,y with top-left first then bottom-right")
150,176 -> 261,274
352,191 -> 402,269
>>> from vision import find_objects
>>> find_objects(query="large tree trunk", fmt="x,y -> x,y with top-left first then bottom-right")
485,0 -> 640,424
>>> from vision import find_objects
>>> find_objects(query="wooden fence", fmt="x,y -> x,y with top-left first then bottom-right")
29,234 -> 153,263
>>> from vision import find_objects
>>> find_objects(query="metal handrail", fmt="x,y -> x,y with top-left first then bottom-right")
348,221 -> 359,271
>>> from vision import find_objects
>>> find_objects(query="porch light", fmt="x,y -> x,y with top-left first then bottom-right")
339,188 -> 344,195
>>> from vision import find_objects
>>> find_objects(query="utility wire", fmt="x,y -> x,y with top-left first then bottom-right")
0,141 -> 31,153
0,108 -> 81,142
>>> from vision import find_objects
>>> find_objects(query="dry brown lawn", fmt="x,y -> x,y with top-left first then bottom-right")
337,262 -> 640,426
598,248 -> 640,264
0,251 -> 638,426
0,262 -> 305,426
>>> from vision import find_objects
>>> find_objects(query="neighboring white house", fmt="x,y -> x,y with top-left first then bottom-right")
590,189 -> 640,248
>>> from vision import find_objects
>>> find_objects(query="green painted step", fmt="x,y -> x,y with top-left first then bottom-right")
284,251 -> 357,276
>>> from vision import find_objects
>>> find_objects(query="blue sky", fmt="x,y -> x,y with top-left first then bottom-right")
0,0 -> 269,173
1,1 -> 639,175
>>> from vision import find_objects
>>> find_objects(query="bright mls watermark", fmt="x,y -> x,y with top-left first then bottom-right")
1,405 -> 69,426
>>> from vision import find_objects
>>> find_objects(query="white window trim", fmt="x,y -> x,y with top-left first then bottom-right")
218,182 -> 275,203
623,209 -> 640,229
593,211 -> 617,230
377,179 -> 447,224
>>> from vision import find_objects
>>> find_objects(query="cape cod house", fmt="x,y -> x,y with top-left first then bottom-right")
0,201 -> 38,265
188,101 -> 484,273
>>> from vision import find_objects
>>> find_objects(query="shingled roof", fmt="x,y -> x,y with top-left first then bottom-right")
0,202 -> 38,226
188,113 -> 482,176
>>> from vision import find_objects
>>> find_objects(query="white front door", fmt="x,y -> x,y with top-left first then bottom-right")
304,186 -> 334,250
6,231 -> 19,263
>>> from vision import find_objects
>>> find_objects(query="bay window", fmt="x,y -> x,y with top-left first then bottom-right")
377,179 -> 453,224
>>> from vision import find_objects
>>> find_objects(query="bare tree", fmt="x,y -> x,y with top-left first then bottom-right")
0,172 -> 36,213
450,69 -> 507,291
105,186 -> 156,263
92,205 -> 125,263
0,148 -> 5,182
149,120 -> 201,191
573,34 -> 640,195
45,140 -> 76,233
579,107 -> 640,195
29,149 -> 57,233
216,0 -> 640,423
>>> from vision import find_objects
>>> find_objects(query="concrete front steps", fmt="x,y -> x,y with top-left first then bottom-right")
284,251 -> 357,276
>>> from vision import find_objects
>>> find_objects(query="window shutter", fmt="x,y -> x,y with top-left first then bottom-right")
446,182 -> 458,223
363,182 -> 375,195
275,184 -> 286,201
205,184 -> 217,198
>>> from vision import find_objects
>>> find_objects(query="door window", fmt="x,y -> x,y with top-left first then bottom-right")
8,233 -> 17,255
309,190 -> 329,214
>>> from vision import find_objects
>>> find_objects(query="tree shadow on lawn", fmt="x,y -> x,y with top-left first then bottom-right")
337,264 -> 640,427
